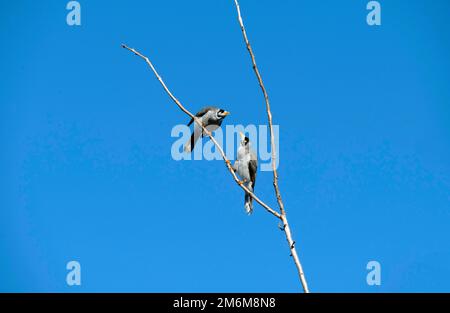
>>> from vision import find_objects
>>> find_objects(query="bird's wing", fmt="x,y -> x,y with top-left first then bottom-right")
232,160 -> 238,172
187,106 -> 217,126
248,159 -> 257,189
202,123 -> 220,137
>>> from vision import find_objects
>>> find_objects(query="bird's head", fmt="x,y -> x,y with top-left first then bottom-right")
239,132 -> 250,146
216,108 -> 230,119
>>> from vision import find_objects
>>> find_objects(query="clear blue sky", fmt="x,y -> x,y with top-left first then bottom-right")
1,0 -> 449,292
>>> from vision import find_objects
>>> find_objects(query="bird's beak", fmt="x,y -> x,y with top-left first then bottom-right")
223,111 -> 230,116
239,132 -> 245,141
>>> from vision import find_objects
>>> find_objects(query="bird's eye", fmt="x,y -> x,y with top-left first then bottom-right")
219,109 -> 224,113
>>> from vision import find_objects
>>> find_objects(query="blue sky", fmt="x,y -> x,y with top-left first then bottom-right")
1,0 -> 450,292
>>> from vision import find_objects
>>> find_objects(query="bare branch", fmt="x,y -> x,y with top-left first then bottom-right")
233,0 -> 310,293
121,44 -> 281,219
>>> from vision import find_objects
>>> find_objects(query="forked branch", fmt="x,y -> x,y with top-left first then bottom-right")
122,0 -> 310,292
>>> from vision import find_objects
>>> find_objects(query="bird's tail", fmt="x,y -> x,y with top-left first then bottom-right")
184,127 -> 202,153
244,183 -> 254,215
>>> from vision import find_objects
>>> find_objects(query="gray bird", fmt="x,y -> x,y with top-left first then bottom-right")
233,132 -> 258,214
184,106 -> 230,152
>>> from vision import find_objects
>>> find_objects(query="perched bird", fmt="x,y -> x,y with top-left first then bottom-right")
233,132 -> 258,214
184,106 -> 230,152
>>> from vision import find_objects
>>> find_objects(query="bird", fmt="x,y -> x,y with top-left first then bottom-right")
184,106 -> 230,152
233,132 -> 258,214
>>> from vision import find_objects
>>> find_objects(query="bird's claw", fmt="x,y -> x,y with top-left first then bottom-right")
238,178 -> 248,186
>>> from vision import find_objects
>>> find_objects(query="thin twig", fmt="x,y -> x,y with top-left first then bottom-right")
233,0 -> 310,293
121,44 -> 281,219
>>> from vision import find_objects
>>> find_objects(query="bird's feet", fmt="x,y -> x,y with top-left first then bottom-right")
237,179 -> 248,185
